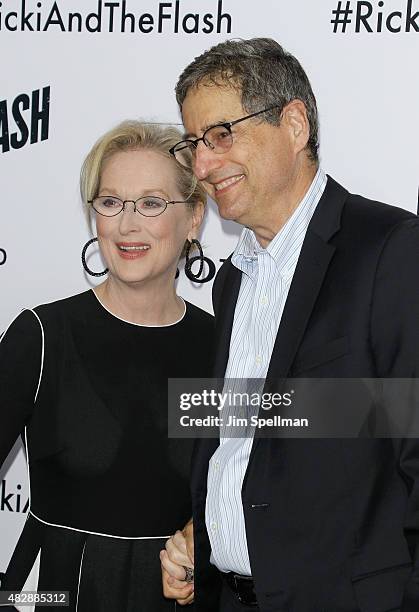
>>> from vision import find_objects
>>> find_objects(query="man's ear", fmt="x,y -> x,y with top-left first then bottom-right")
282,99 -> 310,155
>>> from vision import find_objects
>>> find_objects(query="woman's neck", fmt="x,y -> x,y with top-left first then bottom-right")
93,277 -> 184,326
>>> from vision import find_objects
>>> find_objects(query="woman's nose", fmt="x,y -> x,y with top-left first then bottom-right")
118,201 -> 142,233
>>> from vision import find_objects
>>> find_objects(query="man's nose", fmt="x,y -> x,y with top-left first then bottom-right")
193,140 -> 222,181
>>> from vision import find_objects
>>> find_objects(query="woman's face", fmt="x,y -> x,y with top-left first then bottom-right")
95,149 -> 201,288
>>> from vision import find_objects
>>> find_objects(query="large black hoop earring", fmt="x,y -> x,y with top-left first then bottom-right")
81,237 -> 108,277
184,239 -> 204,281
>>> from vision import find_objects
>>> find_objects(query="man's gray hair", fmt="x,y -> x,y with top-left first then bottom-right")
176,38 -> 319,162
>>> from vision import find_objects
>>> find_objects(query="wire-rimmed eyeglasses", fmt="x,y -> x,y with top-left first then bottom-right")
169,105 -> 281,168
88,195 -> 190,218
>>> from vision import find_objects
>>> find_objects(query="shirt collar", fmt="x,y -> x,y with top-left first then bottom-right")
232,167 -> 327,278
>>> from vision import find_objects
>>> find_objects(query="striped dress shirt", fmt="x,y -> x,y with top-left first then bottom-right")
205,168 -> 327,575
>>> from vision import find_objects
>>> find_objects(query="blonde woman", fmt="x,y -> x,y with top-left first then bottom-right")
0,121 -> 212,611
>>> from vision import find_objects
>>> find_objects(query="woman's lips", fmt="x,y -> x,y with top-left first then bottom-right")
116,243 -> 151,259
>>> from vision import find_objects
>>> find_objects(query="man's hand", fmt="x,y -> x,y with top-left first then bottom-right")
161,519 -> 195,605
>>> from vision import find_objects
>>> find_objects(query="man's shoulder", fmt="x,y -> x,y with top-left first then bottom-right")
345,191 -> 415,225
327,176 -> 416,242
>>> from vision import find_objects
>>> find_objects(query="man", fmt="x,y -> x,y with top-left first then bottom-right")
161,38 -> 419,611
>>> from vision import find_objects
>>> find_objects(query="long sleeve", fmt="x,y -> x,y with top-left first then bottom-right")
370,217 -> 419,611
370,217 -> 419,377
0,309 -> 42,467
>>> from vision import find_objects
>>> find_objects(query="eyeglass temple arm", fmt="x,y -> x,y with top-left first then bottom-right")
229,105 -> 281,129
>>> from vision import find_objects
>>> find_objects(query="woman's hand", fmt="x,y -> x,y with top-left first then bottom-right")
161,519 -> 195,605
161,562 -> 194,605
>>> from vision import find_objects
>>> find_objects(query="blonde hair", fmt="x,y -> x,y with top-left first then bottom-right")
80,120 -> 206,221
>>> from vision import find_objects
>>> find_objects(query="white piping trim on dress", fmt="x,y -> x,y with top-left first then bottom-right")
28,309 -> 45,403
75,541 -> 86,612
24,428 -> 32,515
91,289 -> 187,327
23,309 -> 45,513
29,511 -> 172,540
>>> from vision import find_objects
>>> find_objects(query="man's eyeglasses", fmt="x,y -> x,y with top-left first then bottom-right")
169,105 -> 281,169
88,195 -> 189,218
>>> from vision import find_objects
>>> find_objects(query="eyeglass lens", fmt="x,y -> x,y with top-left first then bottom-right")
93,196 -> 167,217
174,125 -> 233,167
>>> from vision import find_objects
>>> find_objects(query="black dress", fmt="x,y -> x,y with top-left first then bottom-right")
0,290 -> 214,611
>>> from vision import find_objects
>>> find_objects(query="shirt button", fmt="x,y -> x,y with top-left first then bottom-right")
260,296 -> 268,305
210,521 -> 217,532
214,460 -> 220,470
255,355 -> 262,364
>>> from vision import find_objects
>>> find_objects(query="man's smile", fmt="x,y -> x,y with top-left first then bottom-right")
213,174 -> 245,193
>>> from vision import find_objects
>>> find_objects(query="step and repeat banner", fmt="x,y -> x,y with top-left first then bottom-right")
1,0 -> 418,576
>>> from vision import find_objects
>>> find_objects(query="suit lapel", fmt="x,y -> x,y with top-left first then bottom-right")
264,231 -> 336,386
264,176 -> 347,385
213,262 -> 241,379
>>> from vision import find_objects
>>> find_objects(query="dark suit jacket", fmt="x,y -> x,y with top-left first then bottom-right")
191,177 -> 419,612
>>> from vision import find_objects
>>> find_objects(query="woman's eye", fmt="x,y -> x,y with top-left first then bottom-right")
102,198 -> 120,208
142,199 -> 164,208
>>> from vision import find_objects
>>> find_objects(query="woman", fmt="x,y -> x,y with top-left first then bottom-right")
0,121 -> 212,610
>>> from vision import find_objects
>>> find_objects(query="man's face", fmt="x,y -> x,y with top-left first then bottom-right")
181,84 -> 299,233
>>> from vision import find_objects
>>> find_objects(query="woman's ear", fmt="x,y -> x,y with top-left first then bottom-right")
188,201 -> 205,240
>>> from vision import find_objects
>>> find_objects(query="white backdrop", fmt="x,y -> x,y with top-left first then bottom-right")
1,0 -> 418,575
